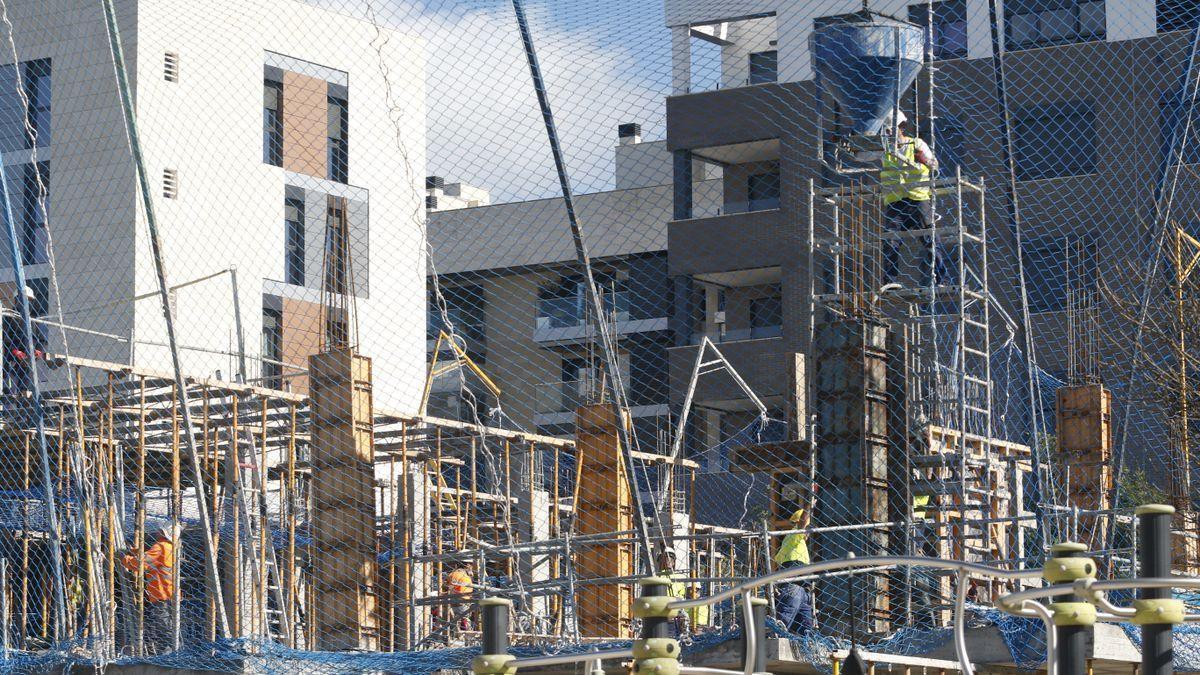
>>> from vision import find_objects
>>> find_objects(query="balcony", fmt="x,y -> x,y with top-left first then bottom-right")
533,290 -> 668,344
672,13 -> 779,95
675,139 -> 781,224
677,266 -> 784,346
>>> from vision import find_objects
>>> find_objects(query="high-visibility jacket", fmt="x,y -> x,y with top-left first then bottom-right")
881,136 -> 933,205
664,572 -> 710,627
122,540 -> 175,603
913,494 -> 931,520
447,568 -> 472,596
774,532 -> 810,567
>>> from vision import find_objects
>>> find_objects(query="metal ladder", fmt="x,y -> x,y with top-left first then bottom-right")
231,427 -> 291,644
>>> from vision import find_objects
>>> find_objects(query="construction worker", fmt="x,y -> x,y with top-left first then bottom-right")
122,522 -> 182,654
445,563 -> 474,630
911,492 -> 938,628
3,285 -> 53,422
656,549 -> 708,634
879,110 -> 947,292
773,507 -> 813,635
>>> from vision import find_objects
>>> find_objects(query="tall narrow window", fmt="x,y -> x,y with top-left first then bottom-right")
325,197 -> 349,295
24,59 -> 49,148
285,196 -> 305,286
328,95 -> 348,183
263,78 -> 283,166
21,162 -> 48,265
262,306 -> 283,389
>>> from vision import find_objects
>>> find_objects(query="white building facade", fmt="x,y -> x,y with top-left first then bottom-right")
0,0 -> 428,410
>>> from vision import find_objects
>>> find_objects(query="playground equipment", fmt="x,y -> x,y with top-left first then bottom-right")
472,504 -> 1200,675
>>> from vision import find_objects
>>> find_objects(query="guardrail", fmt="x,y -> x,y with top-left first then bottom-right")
471,504 -> 1200,675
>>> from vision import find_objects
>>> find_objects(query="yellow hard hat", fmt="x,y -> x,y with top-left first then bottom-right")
789,508 -> 806,522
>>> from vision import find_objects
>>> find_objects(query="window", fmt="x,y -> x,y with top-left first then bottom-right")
1014,101 -> 1096,180
325,197 -> 348,295
908,0 -> 968,59
24,59 -> 49,148
263,78 -> 283,166
328,95 -> 348,183
284,196 -> 305,286
748,50 -> 778,85
162,168 -> 178,199
1160,89 -> 1200,166
163,52 -> 179,83
1005,0 -> 1104,49
747,171 -> 781,210
750,291 -> 783,338
428,284 -> 485,346
1026,237 -> 1069,313
1159,0 -> 1200,32
262,306 -> 282,389
0,59 -> 51,152
20,163 -> 47,266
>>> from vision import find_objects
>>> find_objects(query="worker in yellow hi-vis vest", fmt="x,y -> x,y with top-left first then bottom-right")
878,110 -> 946,294
773,507 -> 813,635
911,493 -> 938,628
657,549 -> 710,633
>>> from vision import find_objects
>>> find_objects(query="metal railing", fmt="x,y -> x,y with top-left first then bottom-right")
472,505 -> 1200,675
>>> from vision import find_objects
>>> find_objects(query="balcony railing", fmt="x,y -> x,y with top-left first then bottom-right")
536,290 -> 631,329
692,196 -> 781,218
685,324 -> 782,345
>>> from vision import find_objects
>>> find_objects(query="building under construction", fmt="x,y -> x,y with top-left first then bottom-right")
4,0 -> 1200,671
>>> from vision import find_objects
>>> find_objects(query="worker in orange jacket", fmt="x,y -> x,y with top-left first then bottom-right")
445,563 -> 475,630
123,523 -> 181,653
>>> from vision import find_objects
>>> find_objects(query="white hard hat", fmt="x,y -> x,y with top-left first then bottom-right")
160,522 -> 184,540
884,109 -> 908,128
18,286 -> 33,300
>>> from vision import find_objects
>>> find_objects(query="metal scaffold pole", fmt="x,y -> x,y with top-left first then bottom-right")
0,138 -> 66,643
99,0 -> 230,638
509,0 -> 657,572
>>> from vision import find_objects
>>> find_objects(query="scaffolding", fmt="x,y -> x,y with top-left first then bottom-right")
807,173 -> 1031,626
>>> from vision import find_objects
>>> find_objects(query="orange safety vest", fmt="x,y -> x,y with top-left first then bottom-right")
122,540 -> 176,603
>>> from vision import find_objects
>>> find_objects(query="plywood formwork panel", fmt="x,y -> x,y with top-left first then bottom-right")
1055,384 -> 1112,548
573,404 -> 633,638
309,348 -> 378,651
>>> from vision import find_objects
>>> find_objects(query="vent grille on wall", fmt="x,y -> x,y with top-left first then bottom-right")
164,52 -> 179,82
163,168 -> 178,199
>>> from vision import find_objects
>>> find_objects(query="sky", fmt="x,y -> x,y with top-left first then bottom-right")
307,0 -> 675,203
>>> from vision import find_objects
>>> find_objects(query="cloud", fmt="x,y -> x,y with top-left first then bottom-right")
304,0 -> 671,203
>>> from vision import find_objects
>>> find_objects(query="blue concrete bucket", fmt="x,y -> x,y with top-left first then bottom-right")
811,19 -> 925,136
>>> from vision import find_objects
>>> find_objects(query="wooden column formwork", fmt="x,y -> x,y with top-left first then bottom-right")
1056,384 -> 1113,550
308,348 -> 378,651
573,404 -> 633,638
